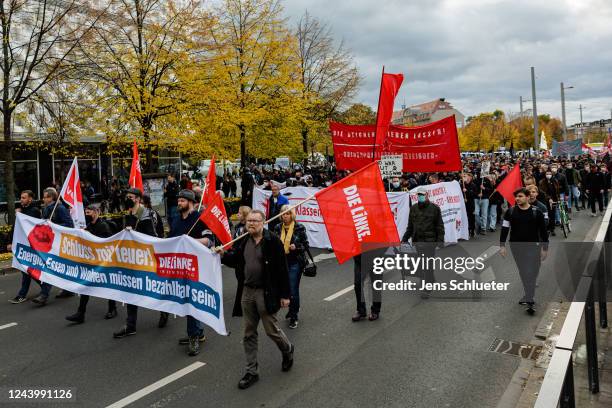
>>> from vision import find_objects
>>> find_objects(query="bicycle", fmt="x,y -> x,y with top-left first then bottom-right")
553,201 -> 571,238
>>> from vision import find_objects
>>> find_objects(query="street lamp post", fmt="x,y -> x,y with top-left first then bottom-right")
560,82 -> 574,141
531,67 -> 539,152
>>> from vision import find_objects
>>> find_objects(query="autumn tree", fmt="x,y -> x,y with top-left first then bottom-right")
333,103 -> 376,125
207,0 -> 303,167
78,0 -> 203,170
0,0 -> 104,223
294,11 -> 359,163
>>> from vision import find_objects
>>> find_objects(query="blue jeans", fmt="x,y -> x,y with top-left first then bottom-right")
17,272 -> 38,297
167,205 -> 178,226
187,315 -> 204,337
488,204 -> 497,230
568,185 -> 580,209
474,198 -> 489,232
287,262 -> 302,319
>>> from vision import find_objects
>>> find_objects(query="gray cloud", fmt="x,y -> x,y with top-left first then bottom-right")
284,0 -> 612,124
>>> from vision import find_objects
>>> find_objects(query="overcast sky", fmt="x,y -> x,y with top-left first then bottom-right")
283,0 -> 612,125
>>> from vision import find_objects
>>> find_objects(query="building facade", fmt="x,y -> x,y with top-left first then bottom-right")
392,98 -> 465,129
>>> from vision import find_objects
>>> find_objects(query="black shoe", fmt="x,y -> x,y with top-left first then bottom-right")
113,326 -> 136,338
479,230 -> 486,235
104,309 -> 117,319
188,336 -> 201,356
351,311 -> 367,322
65,312 -> 85,324
31,294 -> 48,306
178,335 -> 206,345
368,312 -> 380,321
9,296 -> 27,304
526,303 -> 536,315
281,344 -> 294,372
56,290 -> 74,299
238,373 -> 259,390
289,319 -> 298,329
158,312 -> 169,328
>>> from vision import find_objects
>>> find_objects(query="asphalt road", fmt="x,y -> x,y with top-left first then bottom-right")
0,207 -> 604,408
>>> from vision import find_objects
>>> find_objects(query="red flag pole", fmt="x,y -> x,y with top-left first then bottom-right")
372,66 -> 385,164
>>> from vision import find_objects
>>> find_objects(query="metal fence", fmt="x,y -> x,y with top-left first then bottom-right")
534,204 -> 611,408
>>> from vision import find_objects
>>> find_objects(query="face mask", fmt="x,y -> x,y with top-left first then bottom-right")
85,215 -> 93,224
417,195 -> 426,203
546,175 -> 552,180
392,182 -> 400,188
551,168 -> 557,173
125,198 -> 135,209
325,181 -> 332,187
567,165 -> 572,169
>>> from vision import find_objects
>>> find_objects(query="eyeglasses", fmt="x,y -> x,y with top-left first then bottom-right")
246,219 -> 263,223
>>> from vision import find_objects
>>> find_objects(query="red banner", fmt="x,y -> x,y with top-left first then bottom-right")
330,115 -> 461,173
315,162 -> 400,264
202,155 -> 216,208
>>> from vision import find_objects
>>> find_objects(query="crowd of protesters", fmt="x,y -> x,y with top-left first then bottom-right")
5,151 -> 611,389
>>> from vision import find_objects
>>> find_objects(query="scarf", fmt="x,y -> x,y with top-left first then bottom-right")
280,221 -> 295,254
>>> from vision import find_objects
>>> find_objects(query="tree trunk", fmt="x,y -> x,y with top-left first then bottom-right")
143,126 -> 153,172
3,110 -> 15,225
301,127 -> 309,167
239,123 -> 246,169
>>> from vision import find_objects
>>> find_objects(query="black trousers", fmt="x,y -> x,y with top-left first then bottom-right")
353,254 -> 381,315
510,244 -> 541,303
126,305 -> 168,330
78,295 -> 116,314
415,244 -> 436,288
589,191 -> 604,213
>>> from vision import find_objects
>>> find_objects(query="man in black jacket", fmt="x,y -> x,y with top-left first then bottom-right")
113,188 -> 169,338
65,204 -> 116,323
219,209 -> 294,390
8,190 -> 42,304
585,165 -> 605,216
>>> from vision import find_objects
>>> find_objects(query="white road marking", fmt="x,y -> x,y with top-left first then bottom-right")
105,362 -> 206,408
313,252 -> 336,263
0,322 -> 18,331
324,285 -> 354,301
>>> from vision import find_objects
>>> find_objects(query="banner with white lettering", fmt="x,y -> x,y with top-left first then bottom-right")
408,181 -> 469,243
253,186 -> 410,249
11,213 -> 227,335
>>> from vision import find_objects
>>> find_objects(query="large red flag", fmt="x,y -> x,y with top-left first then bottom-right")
496,163 -> 523,206
129,140 -> 144,193
199,191 -> 232,246
202,156 -> 216,208
315,161 -> 399,264
375,71 -> 404,149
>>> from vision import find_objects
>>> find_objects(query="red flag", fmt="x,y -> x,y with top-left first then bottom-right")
129,140 -> 144,193
496,163 -> 523,206
375,71 -> 404,149
199,191 -> 232,246
202,156 -> 216,208
315,161 -> 399,264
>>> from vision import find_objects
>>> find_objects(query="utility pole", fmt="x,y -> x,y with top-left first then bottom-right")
561,82 -> 567,141
531,67 -> 539,152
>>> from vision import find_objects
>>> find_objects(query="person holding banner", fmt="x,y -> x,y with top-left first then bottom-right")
31,188 -> 75,306
402,186 -> 445,299
274,205 -> 309,329
168,189 -> 215,356
218,209 -> 294,390
266,183 -> 289,232
8,190 -> 42,304
113,188 -> 170,339
65,204 -> 116,324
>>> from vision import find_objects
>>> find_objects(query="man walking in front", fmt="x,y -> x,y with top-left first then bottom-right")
219,209 -> 294,389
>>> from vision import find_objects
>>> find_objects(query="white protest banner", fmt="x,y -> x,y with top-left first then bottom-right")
11,213 -> 227,335
408,181 -> 469,243
253,186 -> 410,249
379,154 -> 403,178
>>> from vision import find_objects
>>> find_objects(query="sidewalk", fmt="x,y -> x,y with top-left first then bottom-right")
513,297 -> 612,407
